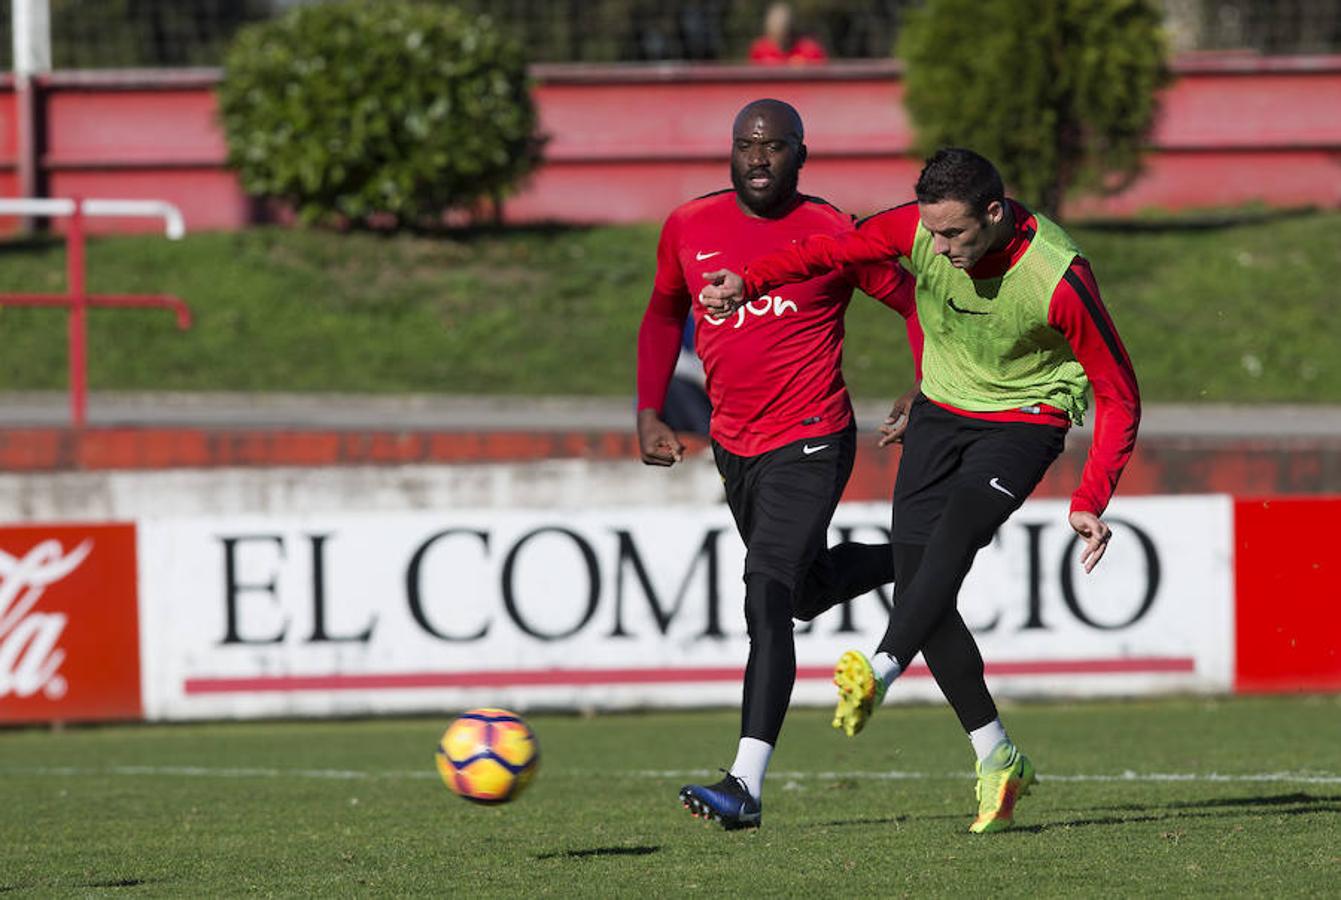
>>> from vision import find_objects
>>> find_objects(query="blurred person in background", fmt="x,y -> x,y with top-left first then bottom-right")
636,98 -> 919,829
748,2 -> 828,65
700,147 -> 1141,833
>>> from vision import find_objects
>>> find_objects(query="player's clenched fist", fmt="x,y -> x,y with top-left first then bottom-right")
700,269 -> 746,314
637,408 -> 685,466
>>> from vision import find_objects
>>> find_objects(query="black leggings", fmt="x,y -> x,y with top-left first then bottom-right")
876,397 -> 1066,730
730,397 -> 1067,744
741,543 -> 893,743
741,538 -> 999,739
891,543 -> 997,733
717,426 -> 896,745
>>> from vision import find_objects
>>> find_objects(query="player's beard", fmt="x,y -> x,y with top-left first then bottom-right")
732,166 -> 800,218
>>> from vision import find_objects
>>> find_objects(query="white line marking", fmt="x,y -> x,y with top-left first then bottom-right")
5,765 -> 1340,785
630,769 -> 1341,785
1,765 -> 433,781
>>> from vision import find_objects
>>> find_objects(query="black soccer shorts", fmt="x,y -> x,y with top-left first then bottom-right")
891,395 -> 1067,545
712,423 -> 857,591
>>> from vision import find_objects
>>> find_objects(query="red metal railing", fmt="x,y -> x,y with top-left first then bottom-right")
0,197 -> 192,427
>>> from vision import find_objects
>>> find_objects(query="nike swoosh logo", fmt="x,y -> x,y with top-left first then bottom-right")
947,298 -> 990,316
696,250 -> 722,261
989,477 -> 1016,498
802,444 -> 829,455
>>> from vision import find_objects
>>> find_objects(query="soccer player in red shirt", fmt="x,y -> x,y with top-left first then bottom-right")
700,148 -> 1141,832
636,99 -> 918,829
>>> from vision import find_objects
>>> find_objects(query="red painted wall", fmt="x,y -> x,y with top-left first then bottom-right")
0,86 -> 21,230
23,70 -> 251,233
1,56 -> 1338,233
2,426 -> 1340,504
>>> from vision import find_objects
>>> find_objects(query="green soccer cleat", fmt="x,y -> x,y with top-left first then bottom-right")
831,650 -> 886,737
969,741 -> 1036,834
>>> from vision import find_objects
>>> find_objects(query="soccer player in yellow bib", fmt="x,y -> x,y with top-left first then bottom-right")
700,148 -> 1141,832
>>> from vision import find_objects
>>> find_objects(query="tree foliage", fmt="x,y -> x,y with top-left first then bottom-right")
898,0 -> 1170,217
218,1 -> 540,227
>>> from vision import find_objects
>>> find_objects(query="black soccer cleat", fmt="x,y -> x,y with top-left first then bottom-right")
679,772 -> 761,830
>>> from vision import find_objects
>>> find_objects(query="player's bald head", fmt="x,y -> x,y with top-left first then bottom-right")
733,99 -> 804,144
730,99 -> 807,217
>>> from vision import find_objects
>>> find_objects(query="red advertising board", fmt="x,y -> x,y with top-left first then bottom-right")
0,523 -> 142,723
1234,497 -> 1341,693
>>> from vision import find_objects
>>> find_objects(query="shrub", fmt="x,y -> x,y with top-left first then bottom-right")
218,1 -> 540,226
897,0 -> 1170,217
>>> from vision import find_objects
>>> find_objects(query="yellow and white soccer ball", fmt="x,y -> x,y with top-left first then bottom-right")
436,708 -> 540,803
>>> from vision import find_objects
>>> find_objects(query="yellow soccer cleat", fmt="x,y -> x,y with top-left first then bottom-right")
969,741 -> 1036,834
831,650 -> 886,737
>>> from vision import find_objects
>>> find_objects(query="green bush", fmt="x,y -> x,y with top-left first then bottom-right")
218,1 -> 540,226
898,0 -> 1170,217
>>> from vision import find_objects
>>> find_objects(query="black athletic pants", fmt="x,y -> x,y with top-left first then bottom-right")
881,396 -> 1067,732
713,424 -> 893,745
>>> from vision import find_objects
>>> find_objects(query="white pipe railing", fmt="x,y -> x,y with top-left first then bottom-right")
0,197 -> 186,239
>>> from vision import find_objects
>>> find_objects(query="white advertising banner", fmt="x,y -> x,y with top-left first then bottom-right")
137,495 -> 1234,721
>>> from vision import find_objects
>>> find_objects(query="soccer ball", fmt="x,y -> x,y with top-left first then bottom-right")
436,708 -> 540,803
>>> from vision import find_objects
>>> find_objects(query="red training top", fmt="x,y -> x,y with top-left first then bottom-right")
741,200 -> 1141,516
638,190 -> 921,457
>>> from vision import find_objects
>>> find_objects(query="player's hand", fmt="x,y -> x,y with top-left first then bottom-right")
699,269 -> 745,315
637,408 -> 685,467
877,380 -> 921,447
1069,510 -> 1112,574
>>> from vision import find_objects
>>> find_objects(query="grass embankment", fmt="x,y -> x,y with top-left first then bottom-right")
0,210 -> 1337,403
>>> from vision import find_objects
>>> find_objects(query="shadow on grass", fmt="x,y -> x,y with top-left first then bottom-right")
1014,791 -> 1341,835
352,218 -> 602,244
0,234 -> 65,256
810,792 -> 1341,834
0,878 -> 161,891
534,845 -> 660,861
1074,206 -> 1319,234
1081,790 -> 1340,816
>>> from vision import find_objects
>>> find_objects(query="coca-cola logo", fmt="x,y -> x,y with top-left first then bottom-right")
0,539 -> 92,700
0,523 -> 141,724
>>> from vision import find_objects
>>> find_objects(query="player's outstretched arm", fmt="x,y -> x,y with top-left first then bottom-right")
743,209 -> 914,300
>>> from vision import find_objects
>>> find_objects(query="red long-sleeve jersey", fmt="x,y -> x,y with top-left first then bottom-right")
742,200 -> 1141,516
638,190 -> 921,457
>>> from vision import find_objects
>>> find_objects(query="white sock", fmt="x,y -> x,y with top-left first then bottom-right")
871,651 -> 902,688
729,737 -> 773,802
969,719 -> 1010,763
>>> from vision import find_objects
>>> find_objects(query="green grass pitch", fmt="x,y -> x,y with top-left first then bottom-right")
4,695 -> 1338,895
